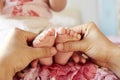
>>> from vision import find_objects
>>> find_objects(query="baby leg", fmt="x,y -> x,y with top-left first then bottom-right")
55,27 -> 81,65
33,28 -> 56,66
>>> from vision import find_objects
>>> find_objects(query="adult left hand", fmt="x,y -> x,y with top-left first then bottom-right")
0,28 -> 57,80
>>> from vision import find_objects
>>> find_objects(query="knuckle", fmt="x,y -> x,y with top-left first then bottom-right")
85,22 -> 98,33
87,22 -> 97,28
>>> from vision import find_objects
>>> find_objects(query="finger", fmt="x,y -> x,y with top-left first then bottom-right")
26,47 -> 57,60
17,72 -> 26,78
56,40 -> 88,52
13,28 -> 37,43
72,53 -> 80,63
24,31 -> 36,42
79,54 -> 86,64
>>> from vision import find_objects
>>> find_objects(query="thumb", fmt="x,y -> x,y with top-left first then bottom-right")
16,28 -> 37,42
25,47 -> 57,60
56,40 -> 88,52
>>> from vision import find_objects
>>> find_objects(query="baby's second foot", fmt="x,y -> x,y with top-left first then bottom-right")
56,27 -> 81,43
33,28 -> 56,66
33,28 -> 56,48
55,27 -> 81,65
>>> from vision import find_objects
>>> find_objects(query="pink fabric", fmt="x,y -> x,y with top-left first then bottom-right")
1,0 -> 52,18
13,61 -> 118,80
13,37 -> 120,80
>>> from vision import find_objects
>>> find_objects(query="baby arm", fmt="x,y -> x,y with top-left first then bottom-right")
49,0 -> 66,12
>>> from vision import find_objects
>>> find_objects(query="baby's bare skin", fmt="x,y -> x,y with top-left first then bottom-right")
32,27 -> 86,66
31,27 -> 86,66
55,27 -> 86,65
33,28 -> 56,66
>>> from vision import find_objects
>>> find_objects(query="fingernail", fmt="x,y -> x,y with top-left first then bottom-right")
51,47 -> 57,55
33,40 -> 39,47
56,43 -> 63,51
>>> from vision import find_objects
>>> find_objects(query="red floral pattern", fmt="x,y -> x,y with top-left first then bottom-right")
11,0 -> 40,16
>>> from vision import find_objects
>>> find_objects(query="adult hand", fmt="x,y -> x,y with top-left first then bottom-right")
56,22 -> 118,67
0,28 -> 57,80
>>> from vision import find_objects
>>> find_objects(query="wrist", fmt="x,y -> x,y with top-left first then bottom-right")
0,65 -> 5,80
0,63 -> 13,80
105,44 -> 120,77
0,54 -> 14,80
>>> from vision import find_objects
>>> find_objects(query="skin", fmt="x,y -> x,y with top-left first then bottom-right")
17,27 -> 86,78
0,0 -> 4,12
55,27 -> 86,65
33,28 -> 56,66
1,22 -> 120,79
49,0 -> 67,12
32,27 -> 85,66
56,22 -> 120,78
0,28 -> 57,80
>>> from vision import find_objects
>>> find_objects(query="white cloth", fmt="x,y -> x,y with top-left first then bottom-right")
1,0 -> 52,18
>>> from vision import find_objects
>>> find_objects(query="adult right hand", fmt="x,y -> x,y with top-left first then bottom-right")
56,22 -> 118,67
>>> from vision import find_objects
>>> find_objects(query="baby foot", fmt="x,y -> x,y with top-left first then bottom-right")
33,28 -> 56,48
56,27 -> 81,43
55,27 -> 81,65
33,28 -> 56,66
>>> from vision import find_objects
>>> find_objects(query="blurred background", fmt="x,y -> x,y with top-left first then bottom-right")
52,0 -> 119,36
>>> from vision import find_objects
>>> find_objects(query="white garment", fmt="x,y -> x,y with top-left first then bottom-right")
0,16 -> 54,46
0,0 -> 54,46
1,0 -> 52,18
